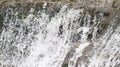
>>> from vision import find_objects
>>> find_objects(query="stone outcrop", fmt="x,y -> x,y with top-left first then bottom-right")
0,0 -> 119,35
0,0 -> 120,19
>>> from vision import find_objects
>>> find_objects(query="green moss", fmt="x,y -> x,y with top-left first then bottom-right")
62,64 -> 68,67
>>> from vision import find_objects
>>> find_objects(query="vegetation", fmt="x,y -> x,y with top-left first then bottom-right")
62,64 -> 68,67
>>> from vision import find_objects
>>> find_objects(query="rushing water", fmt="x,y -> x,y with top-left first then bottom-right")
0,4 -> 120,67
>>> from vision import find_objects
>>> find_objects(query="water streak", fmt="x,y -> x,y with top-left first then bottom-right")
0,5 -> 120,67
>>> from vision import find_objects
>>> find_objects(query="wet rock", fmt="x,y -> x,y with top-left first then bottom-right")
58,25 -> 63,35
115,63 -> 120,67
62,63 -> 68,67
72,33 -> 81,43
87,33 -> 93,41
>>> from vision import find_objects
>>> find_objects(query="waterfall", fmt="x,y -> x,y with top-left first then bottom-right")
0,3 -> 120,67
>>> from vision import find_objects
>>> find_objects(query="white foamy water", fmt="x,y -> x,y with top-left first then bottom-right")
0,5 -> 120,67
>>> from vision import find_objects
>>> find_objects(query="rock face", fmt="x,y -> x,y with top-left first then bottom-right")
0,0 -> 119,35
0,0 -> 119,8
0,0 -> 120,19
0,0 -> 117,26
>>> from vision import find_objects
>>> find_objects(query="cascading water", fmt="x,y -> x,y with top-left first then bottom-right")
0,3 -> 120,67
